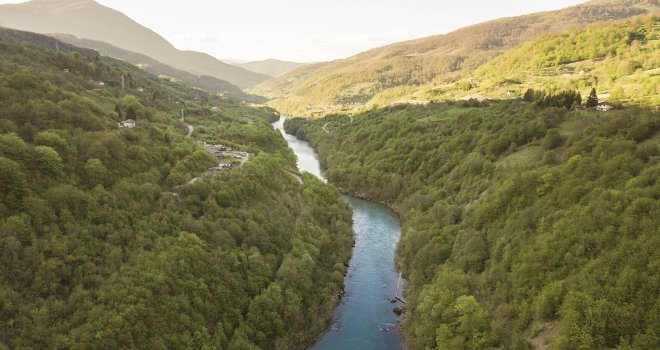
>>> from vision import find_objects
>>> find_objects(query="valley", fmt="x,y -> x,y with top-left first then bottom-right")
0,28 -> 353,349
0,0 -> 658,349
252,1 -> 659,116
274,118 -> 405,350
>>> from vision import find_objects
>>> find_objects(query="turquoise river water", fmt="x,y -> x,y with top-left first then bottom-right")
273,118 -> 406,350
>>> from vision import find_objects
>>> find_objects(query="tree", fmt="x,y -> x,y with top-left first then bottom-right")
586,88 -> 599,108
33,146 -> 64,179
436,296 -> 499,350
34,131 -> 69,158
523,89 -> 536,102
0,133 -> 30,164
120,95 -> 143,119
83,158 -> 112,188
0,157 -> 28,212
543,129 -> 563,150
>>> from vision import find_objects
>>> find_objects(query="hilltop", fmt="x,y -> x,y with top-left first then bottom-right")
251,0 -> 659,116
0,0 -> 269,89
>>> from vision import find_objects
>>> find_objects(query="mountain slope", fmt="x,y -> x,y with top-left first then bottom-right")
280,13 -> 660,348
238,59 -> 307,77
284,100 -> 659,350
438,14 -> 660,105
252,0 -> 659,116
0,27 -> 353,349
51,34 -> 266,103
0,0 -> 269,88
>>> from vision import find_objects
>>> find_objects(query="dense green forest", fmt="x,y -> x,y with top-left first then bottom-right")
285,99 -> 659,349
0,32 -> 353,349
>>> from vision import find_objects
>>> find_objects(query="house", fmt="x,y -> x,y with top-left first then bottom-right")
118,119 -> 136,128
596,103 -> 613,112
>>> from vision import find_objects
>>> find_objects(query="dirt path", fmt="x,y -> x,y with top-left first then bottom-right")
180,113 -> 193,138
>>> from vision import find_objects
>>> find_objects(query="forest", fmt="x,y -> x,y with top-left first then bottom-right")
0,32 -> 354,349
285,98 -> 659,349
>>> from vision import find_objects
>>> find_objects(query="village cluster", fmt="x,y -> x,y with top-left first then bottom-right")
200,141 -> 252,171
186,142 -> 253,184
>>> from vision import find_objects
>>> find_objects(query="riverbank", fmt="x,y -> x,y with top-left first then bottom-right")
273,117 -> 406,350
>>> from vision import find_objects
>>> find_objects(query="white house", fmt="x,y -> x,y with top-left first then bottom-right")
118,119 -> 136,128
596,103 -> 613,112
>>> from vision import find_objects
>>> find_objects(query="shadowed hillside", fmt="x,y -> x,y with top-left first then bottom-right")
51,34 -> 266,103
0,0 -> 269,88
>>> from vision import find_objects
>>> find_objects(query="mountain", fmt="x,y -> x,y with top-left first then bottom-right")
0,27 -> 353,349
279,15 -> 659,347
252,0 -> 659,116
237,59 -> 307,77
51,34 -> 266,103
435,14 -> 660,105
0,0 -> 269,88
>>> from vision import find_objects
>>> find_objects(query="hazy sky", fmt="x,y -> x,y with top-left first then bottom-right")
2,0 -> 588,62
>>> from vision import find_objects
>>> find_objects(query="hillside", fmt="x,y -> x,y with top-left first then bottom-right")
0,0 -> 269,88
51,34 -> 266,103
252,0 -> 659,116
285,100 -> 659,349
238,59 -> 307,78
415,14 -> 659,106
0,28 -> 353,349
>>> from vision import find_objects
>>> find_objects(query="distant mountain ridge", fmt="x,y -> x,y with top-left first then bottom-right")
252,0 -> 660,116
51,34 -> 265,103
0,0 -> 269,88
237,59 -> 307,78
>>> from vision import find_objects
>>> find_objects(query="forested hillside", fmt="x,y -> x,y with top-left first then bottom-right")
285,100 -> 659,349
51,34 -> 266,103
253,0 -> 659,116
409,14 -> 659,106
0,31 -> 353,349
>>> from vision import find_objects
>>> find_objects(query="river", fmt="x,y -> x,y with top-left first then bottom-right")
272,118 -> 406,350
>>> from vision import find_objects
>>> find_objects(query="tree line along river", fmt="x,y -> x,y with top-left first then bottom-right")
273,118 -> 405,350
